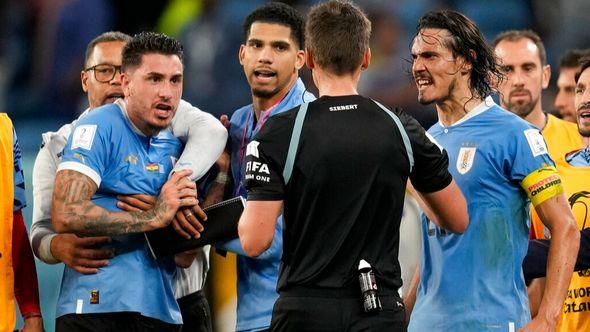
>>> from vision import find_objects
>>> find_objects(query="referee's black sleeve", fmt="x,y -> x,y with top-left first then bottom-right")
397,110 -> 453,193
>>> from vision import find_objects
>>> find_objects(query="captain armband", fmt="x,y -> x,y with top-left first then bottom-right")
520,166 -> 564,207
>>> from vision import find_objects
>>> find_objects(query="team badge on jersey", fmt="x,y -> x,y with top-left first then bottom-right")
456,147 -> 476,174
523,129 -> 548,157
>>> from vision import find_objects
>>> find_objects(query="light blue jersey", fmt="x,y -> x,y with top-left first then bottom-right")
217,78 -> 314,331
56,101 -> 183,324
409,98 -> 554,331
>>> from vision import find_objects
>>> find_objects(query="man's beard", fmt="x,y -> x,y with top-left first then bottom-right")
252,87 -> 280,99
505,94 -> 538,118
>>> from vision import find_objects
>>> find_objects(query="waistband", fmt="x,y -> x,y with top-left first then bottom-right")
279,285 -> 399,299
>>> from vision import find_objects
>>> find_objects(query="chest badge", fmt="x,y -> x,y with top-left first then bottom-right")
456,147 -> 476,175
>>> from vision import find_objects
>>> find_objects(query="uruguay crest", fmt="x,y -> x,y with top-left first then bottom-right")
456,147 -> 476,175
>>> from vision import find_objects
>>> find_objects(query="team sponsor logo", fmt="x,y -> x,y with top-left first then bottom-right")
246,141 -> 260,158
456,147 -> 476,175
73,153 -> 86,164
124,154 -> 138,165
71,125 -> 97,150
523,129 -> 548,157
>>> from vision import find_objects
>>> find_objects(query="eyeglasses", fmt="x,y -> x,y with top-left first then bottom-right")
84,64 -> 122,83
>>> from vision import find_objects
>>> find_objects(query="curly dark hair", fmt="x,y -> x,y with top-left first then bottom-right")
121,32 -> 183,72
243,2 -> 305,50
415,10 -> 503,100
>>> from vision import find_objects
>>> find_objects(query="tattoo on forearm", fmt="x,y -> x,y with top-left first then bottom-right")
53,170 -> 167,236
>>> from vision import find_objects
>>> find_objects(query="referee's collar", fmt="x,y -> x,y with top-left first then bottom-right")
441,96 -> 495,127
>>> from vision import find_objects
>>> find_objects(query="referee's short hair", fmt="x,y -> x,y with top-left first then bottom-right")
306,0 -> 371,75
121,32 -> 184,72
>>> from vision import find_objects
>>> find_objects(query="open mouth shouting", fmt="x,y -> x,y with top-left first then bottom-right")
154,102 -> 173,119
253,68 -> 277,83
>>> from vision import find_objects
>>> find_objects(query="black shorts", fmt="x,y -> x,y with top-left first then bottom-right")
178,290 -> 212,332
270,290 -> 405,332
56,312 -> 181,332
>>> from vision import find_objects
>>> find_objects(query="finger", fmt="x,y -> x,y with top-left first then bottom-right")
176,178 -> 197,190
220,114 -> 230,128
129,194 -> 157,205
178,188 -> 197,198
179,197 -> 198,207
176,209 -> 200,238
73,266 -> 100,275
185,210 -> 205,233
116,201 -> 142,212
172,215 -> 192,239
76,236 -> 111,247
77,258 -> 110,268
78,248 -> 114,260
117,195 -> 153,211
191,205 -> 207,222
170,169 -> 193,183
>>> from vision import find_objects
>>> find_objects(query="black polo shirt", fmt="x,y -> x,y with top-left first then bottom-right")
244,95 -> 451,294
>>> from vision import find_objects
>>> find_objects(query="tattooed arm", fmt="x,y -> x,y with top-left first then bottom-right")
52,169 -> 197,237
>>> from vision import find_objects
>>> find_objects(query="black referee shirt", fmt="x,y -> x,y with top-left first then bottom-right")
244,95 -> 452,294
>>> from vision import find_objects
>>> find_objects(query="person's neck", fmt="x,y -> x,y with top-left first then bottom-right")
313,67 -> 360,97
435,87 -> 484,126
523,107 -> 547,130
582,136 -> 590,146
252,76 -> 298,120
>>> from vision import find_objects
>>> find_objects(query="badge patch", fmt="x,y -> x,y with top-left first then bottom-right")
90,290 -> 99,304
456,147 -> 476,175
246,141 -> 260,158
146,163 -> 159,172
71,125 -> 97,150
523,129 -> 548,157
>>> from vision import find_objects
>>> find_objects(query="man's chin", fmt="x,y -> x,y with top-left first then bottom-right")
252,87 -> 279,99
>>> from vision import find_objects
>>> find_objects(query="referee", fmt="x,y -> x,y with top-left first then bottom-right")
238,1 -> 468,331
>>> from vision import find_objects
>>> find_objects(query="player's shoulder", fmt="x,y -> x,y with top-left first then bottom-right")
78,103 -> 122,126
486,104 -> 536,132
547,113 -> 578,132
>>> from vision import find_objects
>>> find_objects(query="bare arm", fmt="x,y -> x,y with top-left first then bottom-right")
238,200 -> 283,257
521,193 -> 579,331
52,169 -> 197,236
417,179 -> 468,234
403,263 -> 420,324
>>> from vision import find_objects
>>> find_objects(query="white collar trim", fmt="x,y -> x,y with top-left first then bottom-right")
441,96 -> 495,127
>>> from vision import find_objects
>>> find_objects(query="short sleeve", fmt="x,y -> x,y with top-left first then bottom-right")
400,112 -> 453,193
508,127 -> 554,182
12,129 -> 26,211
58,118 -> 109,187
244,114 -> 293,201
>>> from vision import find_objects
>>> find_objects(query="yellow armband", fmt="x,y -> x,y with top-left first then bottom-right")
520,166 -> 564,207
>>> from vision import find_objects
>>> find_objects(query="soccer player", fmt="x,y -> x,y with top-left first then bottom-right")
205,2 -> 314,331
554,49 -> 590,123
30,31 -> 226,332
239,1 -> 468,331
406,10 -> 579,331
50,32 -> 203,331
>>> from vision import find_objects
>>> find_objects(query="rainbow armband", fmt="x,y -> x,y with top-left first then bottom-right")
520,166 -> 564,207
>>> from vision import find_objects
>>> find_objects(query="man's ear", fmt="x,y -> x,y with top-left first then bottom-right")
541,64 -> 551,89
121,73 -> 131,97
460,50 -> 476,75
81,70 -> 89,92
361,48 -> 371,70
305,48 -> 315,70
238,44 -> 245,66
295,49 -> 305,71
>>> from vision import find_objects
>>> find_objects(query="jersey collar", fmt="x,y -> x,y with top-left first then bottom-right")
441,96 -> 495,127
116,99 -> 148,137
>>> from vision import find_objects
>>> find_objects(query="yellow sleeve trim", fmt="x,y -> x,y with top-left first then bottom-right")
521,166 -> 564,207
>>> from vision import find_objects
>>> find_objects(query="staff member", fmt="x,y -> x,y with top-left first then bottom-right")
237,1 -> 468,331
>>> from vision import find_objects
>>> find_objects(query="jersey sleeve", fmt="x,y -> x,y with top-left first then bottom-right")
58,117 -> 109,187
399,111 -> 453,193
243,114 -> 293,201
12,129 -> 26,211
508,127 -> 563,206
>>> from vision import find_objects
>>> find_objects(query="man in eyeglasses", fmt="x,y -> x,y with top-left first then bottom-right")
30,31 -> 226,331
